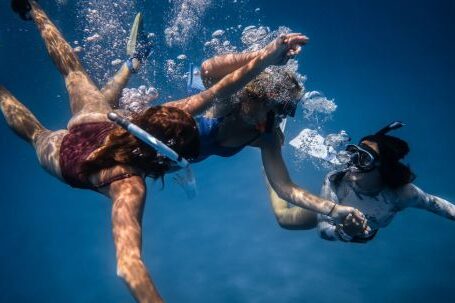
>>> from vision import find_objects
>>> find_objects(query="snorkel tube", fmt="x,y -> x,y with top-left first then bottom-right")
375,121 -> 406,136
108,112 -> 197,198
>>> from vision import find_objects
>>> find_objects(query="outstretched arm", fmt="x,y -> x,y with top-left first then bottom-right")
201,51 -> 261,87
265,176 -> 318,230
107,176 -> 163,303
259,130 -> 365,224
166,34 -> 308,116
399,184 -> 455,220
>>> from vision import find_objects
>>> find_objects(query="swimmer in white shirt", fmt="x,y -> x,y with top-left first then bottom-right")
267,122 -> 455,243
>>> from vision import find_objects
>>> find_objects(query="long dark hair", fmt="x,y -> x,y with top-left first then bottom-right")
361,134 -> 415,188
85,106 -> 200,178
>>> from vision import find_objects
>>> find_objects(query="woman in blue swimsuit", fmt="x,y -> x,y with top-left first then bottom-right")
112,16 -> 368,227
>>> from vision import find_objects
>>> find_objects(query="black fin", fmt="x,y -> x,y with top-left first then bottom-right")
11,0 -> 32,21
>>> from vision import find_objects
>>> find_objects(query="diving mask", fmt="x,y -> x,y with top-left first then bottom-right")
345,144 -> 378,171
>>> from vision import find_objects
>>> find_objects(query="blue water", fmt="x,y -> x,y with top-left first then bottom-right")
1,1 -> 454,302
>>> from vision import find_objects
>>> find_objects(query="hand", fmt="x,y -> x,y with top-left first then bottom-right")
262,33 -> 309,66
330,205 -> 365,225
338,213 -> 371,238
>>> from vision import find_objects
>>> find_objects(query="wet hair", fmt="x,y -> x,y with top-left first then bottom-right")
360,134 -> 415,188
85,106 -> 200,178
240,70 -> 303,105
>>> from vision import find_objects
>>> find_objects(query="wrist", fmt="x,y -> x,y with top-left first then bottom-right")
326,203 -> 337,217
258,49 -> 273,67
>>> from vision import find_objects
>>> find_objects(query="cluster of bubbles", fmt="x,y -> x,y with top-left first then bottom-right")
289,90 -> 349,169
119,86 -> 159,113
165,0 -> 212,48
302,91 -> 337,121
74,0 -> 136,83
203,25 -> 293,56
203,29 -> 238,56
164,58 -> 188,85
290,129 -> 351,169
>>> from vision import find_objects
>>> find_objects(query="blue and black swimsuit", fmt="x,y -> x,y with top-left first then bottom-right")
187,63 -> 276,163
192,115 -> 259,163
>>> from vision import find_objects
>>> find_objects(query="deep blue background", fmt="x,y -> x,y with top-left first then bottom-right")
0,1 -> 454,302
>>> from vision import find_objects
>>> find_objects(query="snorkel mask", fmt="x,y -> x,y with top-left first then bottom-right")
108,112 -> 197,199
345,144 -> 379,172
345,121 -> 406,172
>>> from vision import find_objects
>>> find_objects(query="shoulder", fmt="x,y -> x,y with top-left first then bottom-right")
394,183 -> 425,207
395,183 -> 421,198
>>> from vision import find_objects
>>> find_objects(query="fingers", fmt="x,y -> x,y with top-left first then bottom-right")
284,34 -> 308,60
362,219 -> 368,230
363,225 -> 372,237
345,210 -> 368,227
282,33 -> 309,46
283,33 -> 309,46
287,46 -> 301,57
352,209 -> 366,222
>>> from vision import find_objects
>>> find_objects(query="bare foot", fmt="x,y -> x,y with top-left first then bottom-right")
262,33 -> 309,66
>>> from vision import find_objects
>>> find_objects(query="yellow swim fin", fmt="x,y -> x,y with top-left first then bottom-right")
127,13 -> 143,57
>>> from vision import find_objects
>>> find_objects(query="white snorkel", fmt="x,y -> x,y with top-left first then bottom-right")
108,112 -> 197,199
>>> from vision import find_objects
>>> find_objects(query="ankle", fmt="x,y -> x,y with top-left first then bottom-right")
126,58 -> 141,73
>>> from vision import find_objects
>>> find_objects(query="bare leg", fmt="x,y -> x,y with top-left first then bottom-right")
101,11 -> 150,108
101,63 -> 134,108
201,51 -> 261,87
107,176 -> 164,303
29,1 -> 110,120
0,86 -> 67,179
0,86 -> 45,143
265,177 -> 318,230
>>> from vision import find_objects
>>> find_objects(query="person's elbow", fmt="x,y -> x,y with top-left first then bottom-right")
200,60 -> 213,83
270,179 -> 294,202
273,211 -> 296,230
275,219 -> 294,230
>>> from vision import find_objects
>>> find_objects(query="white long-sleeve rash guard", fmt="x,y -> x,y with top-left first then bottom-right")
317,170 -> 455,242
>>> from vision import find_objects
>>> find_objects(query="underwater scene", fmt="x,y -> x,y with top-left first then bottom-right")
0,0 -> 454,302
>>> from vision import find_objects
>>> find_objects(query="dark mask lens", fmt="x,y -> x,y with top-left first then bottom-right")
346,145 -> 375,168
358,151 -> 374,167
